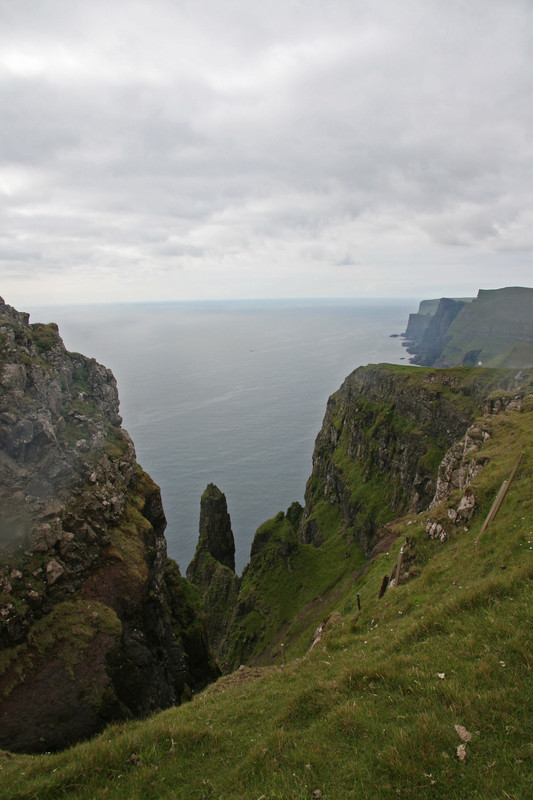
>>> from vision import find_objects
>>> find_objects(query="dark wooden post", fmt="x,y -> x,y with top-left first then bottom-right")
390,541 -> 406,588
475,451 -> 524,549
378,575 -> 389,599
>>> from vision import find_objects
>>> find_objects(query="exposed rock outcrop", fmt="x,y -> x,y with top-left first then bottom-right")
188,483 -> 236,574
186,484 -> 240,665
0,298 -> 216,753
403,298 -> 441,342
299,363 -> 530,555
428,392 -> 523,524
404,297 -> 471,366
187,487 -> 305,673
429,424 -> 490,512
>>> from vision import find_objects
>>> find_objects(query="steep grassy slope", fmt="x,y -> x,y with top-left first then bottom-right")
225,508 -> 368,670
193,365 -> 528,674
404,287 -> 533,368
2,375 -> 532,799
187,493 -> 368,672
440,287 -> 533,367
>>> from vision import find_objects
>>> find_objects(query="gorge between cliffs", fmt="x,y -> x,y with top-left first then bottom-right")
1,295 -> 532,754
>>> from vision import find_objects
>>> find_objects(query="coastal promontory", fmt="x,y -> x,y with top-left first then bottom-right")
403,286 -> 533,367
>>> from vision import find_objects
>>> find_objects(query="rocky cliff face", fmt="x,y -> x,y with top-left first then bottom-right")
186,484 -> 240,666
300,364 -> 530,555
403,287 -> 533,368
187,488 -> 305,672
0,298 -> 216,753
187,363 -> 530,673
300,363 -> 486,553
404,298 -> 470,366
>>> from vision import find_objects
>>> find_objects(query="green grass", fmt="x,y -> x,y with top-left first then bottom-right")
488,341 -> 533,368
104,424 -> 129,459
29,323 -> 61,353
304,364 -> 501,552
440,287 -> 533,368
0,599 -> 122,704
228,509 -> 366,666
2,389 -> 532,799
2,558 -> 532,798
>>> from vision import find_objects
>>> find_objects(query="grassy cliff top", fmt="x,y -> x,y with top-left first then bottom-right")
441,287 -> 533,366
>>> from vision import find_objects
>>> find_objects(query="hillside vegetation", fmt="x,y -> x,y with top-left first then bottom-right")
2,366 -> 532,799
188,364 -> 530,674
404,287 -> 533,368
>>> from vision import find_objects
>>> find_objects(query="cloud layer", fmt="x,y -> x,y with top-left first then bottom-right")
1,0 -> 532,304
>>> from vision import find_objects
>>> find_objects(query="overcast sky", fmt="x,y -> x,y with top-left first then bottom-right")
1,0 -> 532,306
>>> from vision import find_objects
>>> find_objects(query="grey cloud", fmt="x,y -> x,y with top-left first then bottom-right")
1,0 -> 532,302
152,242 -> 205,258
336,255 -> 358,267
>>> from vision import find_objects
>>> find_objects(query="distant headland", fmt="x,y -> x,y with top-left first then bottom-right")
402,286 -> 533,368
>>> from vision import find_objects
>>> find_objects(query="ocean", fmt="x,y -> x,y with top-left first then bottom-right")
30,298 -> 415,573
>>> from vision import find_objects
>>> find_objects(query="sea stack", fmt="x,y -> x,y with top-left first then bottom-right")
187,484 -> 240,666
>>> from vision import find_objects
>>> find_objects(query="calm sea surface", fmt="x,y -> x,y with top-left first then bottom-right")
30,299 -> 415,573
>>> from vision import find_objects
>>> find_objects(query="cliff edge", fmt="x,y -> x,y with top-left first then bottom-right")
0,298 -> 217,753
188,361 -> 531,672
